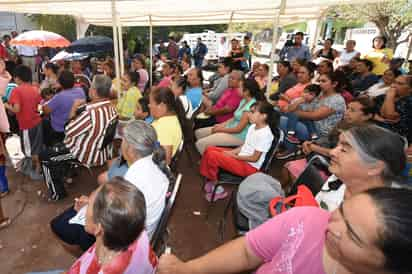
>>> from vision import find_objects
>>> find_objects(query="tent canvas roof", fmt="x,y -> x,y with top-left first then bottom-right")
0,0 -> 383,26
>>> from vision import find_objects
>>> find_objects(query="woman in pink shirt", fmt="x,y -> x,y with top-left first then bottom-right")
157,187 -> 412,274
275,63 -> 314,111
131,54 -> 149,92
157,61 -> 176,88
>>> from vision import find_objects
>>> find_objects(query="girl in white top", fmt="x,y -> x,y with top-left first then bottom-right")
315,125 -> 406,211
200,101 -> 279,202
336,40 -> 360,68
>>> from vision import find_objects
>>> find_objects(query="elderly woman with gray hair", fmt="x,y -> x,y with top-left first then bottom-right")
237,124 -> 407,230
50,120 -> 171,254
29,177 -> 157,274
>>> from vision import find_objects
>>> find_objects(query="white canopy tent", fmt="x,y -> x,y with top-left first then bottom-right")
0,0 -> 384,93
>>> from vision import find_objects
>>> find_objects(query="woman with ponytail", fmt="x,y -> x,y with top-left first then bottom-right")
50,120 -> 171,253
149,87 -> 184,164
200,101 -> 279,201
171,76 -> 193,119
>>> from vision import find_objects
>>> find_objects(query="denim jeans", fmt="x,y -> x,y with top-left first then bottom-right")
280,116 -> 310,151
283,112 -> 318,136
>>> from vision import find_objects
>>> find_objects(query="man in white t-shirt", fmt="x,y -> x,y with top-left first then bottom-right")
217,37 -> 229,61
16,44 -> 38,82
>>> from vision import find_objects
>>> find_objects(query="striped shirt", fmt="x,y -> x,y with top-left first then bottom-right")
64,99 -> 118,167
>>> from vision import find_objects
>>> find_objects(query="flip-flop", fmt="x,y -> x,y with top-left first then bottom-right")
0,218 -> 11,230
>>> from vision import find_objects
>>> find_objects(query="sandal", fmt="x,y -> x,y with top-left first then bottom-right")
0,217 -> 11,230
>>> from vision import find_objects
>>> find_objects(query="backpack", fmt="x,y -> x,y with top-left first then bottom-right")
269,185 -> 319,217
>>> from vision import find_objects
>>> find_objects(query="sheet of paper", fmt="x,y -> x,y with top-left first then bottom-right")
69,205 -> 87,226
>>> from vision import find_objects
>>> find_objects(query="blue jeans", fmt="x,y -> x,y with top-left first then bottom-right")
194,58 -> 203,68
280,116 -> 310,151
283,112 -> 318,137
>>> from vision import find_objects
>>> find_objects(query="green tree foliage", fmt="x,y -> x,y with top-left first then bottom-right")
330,0 -> 412,50
29,14 -> 76,41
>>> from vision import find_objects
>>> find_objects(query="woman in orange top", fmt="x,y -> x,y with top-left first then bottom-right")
275,62 -> 315,111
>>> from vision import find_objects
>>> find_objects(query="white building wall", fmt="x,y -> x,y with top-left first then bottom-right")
0,12 -> 37,37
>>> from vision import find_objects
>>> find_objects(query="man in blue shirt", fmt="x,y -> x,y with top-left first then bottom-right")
193,38 -> 208,68
279,32 -> 311,62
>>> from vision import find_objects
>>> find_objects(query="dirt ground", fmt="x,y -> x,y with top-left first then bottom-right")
1,146 -> 282,274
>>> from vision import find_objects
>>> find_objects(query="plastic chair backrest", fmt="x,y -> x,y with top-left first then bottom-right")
151,173 -> 182,251
169,139 -> 184,174
260,129 -> 284,173
288,155 -> 328,196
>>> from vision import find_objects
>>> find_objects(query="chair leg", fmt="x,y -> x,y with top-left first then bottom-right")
218,190 -> 235,241
205,183 -> 220,220
184,145 -> 194,167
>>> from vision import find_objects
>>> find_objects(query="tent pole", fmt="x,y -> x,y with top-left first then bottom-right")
310,18 -> 321,54
149,15 -> 153,88
405,34 -> 412,64
266,0 -> 286,97
227,11 -> 234,32
111,0 -> 121,98
118,24 -> 125,75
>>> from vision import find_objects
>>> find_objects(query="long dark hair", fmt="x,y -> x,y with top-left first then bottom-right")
253,101 -> 280,138
151,87 -> 187,130
366,187 -> 412,273
127,71 -> 140,87
174,76 -> 188,92
243,79 -> 265,101
321,71 -> 346,93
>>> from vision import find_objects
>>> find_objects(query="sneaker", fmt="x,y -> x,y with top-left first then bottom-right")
205,191 -> 228,202
30,170 -> 44,181
203,181 -> 216,193
286,135 -> 301,144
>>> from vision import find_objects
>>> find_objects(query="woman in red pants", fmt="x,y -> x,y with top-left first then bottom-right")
200,101 -> 279,201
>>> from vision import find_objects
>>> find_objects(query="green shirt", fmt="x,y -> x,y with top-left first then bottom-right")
225,98 -> 256,140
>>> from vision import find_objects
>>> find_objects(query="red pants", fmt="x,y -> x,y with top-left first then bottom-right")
200,146 -> 258,181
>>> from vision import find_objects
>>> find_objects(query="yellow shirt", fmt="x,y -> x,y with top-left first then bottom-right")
151,115 -> 182,156
363,48 -> 393,76
270,81 -> 279,95
117,86 -> 142,119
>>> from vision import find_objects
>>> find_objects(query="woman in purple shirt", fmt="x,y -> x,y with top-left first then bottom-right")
157,187 -> 412,274
42,70 -> 86,146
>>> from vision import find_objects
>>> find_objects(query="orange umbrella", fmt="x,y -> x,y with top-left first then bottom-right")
10,30 -> 70,48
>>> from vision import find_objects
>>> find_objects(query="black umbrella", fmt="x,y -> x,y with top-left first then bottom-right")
67,36 -> 113,54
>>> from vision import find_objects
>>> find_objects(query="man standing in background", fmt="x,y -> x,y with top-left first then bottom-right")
167,36 -> 179,60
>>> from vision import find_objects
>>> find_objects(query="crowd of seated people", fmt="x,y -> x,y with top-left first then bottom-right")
0,30 -> 412,274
